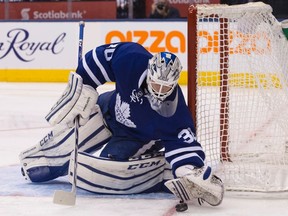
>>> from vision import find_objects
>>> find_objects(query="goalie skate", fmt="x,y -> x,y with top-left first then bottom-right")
165,166 -> 224,206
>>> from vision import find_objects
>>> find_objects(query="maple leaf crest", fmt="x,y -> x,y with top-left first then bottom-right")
115,93 -> 136,128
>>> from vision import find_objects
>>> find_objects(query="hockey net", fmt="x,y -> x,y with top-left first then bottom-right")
187,2 -> 288,192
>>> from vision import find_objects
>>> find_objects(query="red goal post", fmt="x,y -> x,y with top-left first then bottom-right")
187,2 -> 288,192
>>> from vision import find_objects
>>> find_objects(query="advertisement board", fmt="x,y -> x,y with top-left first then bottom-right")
1,20 -> 271,83
0,21 -> 188,82
83,21 -> 188,67
0,22 -> 79,81
0,22 -> 78,68
0,1 -> 116,20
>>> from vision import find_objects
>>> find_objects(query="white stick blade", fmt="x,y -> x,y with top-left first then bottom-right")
53,190 -> 76,206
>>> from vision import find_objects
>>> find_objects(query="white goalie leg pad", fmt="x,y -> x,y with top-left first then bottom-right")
69,151 -> 167,194
19,106 -> 112,182
165,165 -> 224,206
45,72 -> 98,127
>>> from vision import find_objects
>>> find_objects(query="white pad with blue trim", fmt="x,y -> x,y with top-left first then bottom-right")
69,151 -> 170,194
19,106 -> 112,182
45,72 -> 98,127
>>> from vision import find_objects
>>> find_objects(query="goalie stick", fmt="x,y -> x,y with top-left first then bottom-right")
53,21 -> 85,206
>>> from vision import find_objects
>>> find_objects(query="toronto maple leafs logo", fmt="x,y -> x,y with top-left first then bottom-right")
115,93 -> 136,128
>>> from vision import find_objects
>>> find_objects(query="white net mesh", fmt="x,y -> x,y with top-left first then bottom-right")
191,2 -> 288,192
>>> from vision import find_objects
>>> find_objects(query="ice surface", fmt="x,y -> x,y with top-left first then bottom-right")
0,82 -> 287,216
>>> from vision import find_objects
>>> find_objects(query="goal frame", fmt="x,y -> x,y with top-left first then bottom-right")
187,5 -> 230,162
187,2 -> 288,192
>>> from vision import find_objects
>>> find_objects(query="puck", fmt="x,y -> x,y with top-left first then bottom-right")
175,202 -> 188,212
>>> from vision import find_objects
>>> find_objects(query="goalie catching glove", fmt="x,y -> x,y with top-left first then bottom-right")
45,72 -> 98,127
165,165 -> 224,206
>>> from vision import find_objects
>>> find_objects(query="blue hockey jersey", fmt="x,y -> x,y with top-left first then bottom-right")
76,42 -> 205,173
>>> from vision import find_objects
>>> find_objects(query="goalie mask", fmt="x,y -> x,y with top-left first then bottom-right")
147,52 -> 182,101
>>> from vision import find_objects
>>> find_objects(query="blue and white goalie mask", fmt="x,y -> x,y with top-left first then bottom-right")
147,52 -> 182,101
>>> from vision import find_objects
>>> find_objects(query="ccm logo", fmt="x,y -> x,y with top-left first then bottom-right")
127,160 -> 162,170
105,30 -> 185,53
39,131 -> 53,146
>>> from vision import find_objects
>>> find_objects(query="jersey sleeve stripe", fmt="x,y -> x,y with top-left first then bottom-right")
92,48 -> 112,82
169,153 -> 204,168
83,57 -> 102,86
165,146 -> 203,158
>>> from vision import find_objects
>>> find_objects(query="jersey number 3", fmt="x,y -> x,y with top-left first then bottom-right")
178,128 -> 196,144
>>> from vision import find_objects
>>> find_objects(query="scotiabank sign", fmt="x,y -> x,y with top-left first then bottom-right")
0,2 -> 116,20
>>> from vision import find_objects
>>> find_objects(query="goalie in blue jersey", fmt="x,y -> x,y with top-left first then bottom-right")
19,42 -> 224,207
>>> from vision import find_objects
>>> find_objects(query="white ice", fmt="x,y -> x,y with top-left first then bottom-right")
0,82 -> 287,216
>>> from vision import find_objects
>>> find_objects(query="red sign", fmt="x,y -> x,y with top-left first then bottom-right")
0,2 -> 116,20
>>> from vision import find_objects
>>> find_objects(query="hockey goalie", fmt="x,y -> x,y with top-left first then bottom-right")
19,42 -> 224,207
